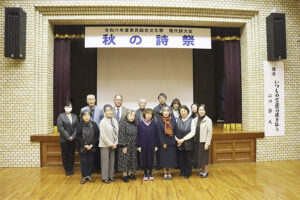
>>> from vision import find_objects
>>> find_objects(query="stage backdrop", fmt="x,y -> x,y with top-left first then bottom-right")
97,48 -> 193,109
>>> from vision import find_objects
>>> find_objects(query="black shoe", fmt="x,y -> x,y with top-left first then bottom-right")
70,171 -> 74,175
80,177 -> 87,184
184,175 -> 190,179
179,172 -> 185,176
66,172 -> 71,176
102,179 -> 110,184
109,178 -> 116,182
122,176 -> 129,183
86,176 -> 94,182
128,174 -> 136,180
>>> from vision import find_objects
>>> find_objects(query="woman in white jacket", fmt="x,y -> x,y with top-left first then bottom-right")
177,104 -> 212,178
99,104 -> 119,183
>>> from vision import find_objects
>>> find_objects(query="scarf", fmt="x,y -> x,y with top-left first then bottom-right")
195,115 -> 205,141
143,119 -> 152,126
110,118 -> 117,135
162,116 -> 173,137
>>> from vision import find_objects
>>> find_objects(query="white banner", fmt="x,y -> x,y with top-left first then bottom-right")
85,26 -> 211,49
264,61 -> 285,136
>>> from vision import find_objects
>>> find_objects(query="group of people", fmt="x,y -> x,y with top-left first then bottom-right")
57,93 -> 212,184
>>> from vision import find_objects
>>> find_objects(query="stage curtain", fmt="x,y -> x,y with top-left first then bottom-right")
213,41 -> 225,122
70,39 -> 97,116
194,28 -> 242,127
193,42 -> 225,122
224,40 -> 242,127
54,39 -> 71,126
193,49 -> 216,120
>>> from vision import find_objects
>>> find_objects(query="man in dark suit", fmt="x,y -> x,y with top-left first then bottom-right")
57,101 -> 78,176
112,94 -> 129,123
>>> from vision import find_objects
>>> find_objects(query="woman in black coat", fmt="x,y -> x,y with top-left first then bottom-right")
57,101 -> 78,176
157,106 -> 177,180
76,110 -> 100,184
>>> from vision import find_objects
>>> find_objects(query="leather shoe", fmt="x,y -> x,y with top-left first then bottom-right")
109,178 -> 116,182
102,179 -> 110,184
122,176 -> 129,183
128,174 -> 136,180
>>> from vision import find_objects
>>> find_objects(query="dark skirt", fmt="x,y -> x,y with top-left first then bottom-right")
140,146 -> 155,168
159,145 -> 177,168
194,142 -> 209,166
117,146 -> 138,172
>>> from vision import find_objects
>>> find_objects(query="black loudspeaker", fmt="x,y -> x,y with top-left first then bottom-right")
5,7 -> 26,59
266,13 -> 286,61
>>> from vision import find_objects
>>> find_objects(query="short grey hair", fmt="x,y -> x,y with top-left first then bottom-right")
126,110 -> 136,117
86,94 -> 96,100
160,106 -> 172,115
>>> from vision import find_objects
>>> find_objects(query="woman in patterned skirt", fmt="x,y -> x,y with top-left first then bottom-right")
117,110 -> 138,183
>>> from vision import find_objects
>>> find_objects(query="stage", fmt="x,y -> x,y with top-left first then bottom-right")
0,161 -> 299,200
30,124 -> 264,167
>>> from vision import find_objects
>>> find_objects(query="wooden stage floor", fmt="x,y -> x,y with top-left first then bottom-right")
0,161 -> 299,200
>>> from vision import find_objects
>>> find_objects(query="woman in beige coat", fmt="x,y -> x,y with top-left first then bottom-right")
177,104 -> 212,178
99,104 -> 119,183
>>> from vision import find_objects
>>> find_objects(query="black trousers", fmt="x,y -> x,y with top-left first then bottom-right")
93,147 -> 101,173
178,150 -> 194,176
143,166 -> 153,176
60,141 -> 75,174
80,152 -> 94,177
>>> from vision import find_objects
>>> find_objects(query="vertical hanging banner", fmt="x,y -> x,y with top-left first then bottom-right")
264,61 -> 285,136
85,26 -> 211,49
